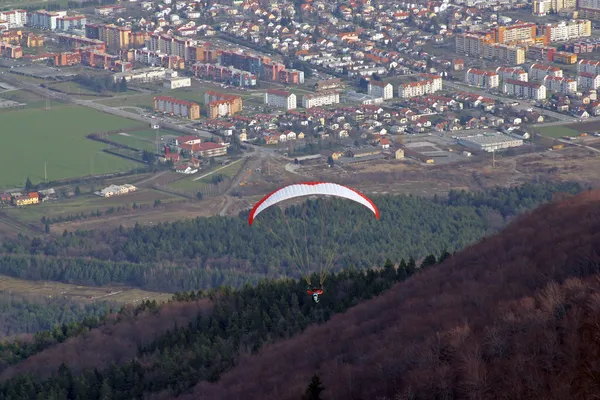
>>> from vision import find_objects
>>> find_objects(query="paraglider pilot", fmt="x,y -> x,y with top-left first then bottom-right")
307,287 -> 324,304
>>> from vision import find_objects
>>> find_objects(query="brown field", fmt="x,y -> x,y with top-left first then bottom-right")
49,196 -> 225,232
0,274 -> 172,305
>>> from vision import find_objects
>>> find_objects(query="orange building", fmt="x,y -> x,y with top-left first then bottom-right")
54,51 -> 81,66
0,42 -> 22,58
204,90 -> 243,118
492,23 -> 537,44
187,44 -> 219,63
0,30 -> 21,45
25,33 -> 44,48
553,51 -> 577,64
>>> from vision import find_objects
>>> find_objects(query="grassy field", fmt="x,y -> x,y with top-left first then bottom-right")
168,159 -> 244,192
0,274 -> 173,304
0,89 -> 47,109
536,125 -> 580,138
0,105 -> 145,189
109,133 -> 158,152
5,189 -> 181,223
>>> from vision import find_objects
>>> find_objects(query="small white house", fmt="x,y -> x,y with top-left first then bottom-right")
175,165 -> 198,174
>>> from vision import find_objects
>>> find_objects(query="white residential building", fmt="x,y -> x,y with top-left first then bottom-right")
540,20 -> 592,42
503,79 -> 547,100
0,9 -> 27,28
417,73 -> 443,91
27,10 -> 67,30
578,59 -> 600,75
265,89 -> 297,110
577,72 -> 600,89
397,74 -> 442,98
465,68 -> 499,88
302,91 -> 340,109
529,64 -> 563,81
543,76 -> 577,94
368,81 -> 393,100
496,66 -> 528,82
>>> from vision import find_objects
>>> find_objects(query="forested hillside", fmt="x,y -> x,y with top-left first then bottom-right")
0,293 -> 111,338
170,189 -> 600,400
0,181 -> 589,400
0,255 -> 440,399
0,182 -> 581,292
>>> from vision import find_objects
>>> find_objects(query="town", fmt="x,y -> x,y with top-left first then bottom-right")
1,0 -> 600,233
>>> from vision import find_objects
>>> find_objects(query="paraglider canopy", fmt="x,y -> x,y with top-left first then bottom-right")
248,182 -> 380,226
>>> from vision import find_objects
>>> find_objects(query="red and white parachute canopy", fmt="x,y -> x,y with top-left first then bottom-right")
248,182 -> 380,226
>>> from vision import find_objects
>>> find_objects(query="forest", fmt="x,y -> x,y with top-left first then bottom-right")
0,182 -> 581,293
0,181 -> 591,400
0,255 -> 440,400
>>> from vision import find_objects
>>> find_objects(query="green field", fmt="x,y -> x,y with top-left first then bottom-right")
536,125 -> 580,138
109,133 -> 158,152
0,105 -> 144,189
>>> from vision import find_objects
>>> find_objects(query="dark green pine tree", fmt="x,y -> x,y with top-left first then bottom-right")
302,373 -> 325,400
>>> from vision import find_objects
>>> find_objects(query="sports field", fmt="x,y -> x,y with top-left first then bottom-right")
536,125 -> 579,138
0,105 -> 144,189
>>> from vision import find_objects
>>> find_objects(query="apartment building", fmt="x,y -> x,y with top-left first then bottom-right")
465,68 -> 499,88
154,96 -> 200,120
148,33 -> 190,59
85,23 -> 131,52
265,89 -> 297,110
503,79 -> 547,100
113,67 -> 167,83
56,15 -> 86,32
553,51 -> 577,64
398,80 -> 433,98
418,73 -> 443,91
533,0 -> 576,16
578,0 -> 600,20
577,72 -> 600,89
492,23 -> 537,44
204,91 -> 243,118
527,45 -> 556,62
455,33 -> 491,56
543,75 -> 577,94
529,64 -> 563,80
368,81 -> 393,100
192,63 -> 256,87
483,43 -> 526,64
541,20 -> 592,42
578,59 -> 600,74
27,10 -> 66,30
302,91 -> 340,109
496,66 -> 528,82
0,10 -> 26,28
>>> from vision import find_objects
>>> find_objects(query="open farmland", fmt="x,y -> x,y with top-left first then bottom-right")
0,274 -> 173,304
0,105 -> 144,189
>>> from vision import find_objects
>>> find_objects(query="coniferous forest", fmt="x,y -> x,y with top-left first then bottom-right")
0,182 -> 581,293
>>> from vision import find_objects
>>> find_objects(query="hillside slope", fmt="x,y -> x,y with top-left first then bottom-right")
176,190 -> 600,400
0,298 -> 211,380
